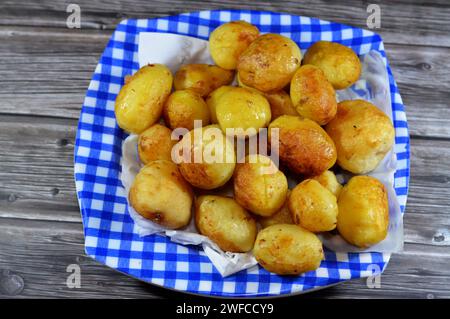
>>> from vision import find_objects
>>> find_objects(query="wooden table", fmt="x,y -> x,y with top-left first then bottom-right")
1,0 -> 449,299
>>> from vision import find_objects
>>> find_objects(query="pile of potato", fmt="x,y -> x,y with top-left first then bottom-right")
114,20 -> 395,275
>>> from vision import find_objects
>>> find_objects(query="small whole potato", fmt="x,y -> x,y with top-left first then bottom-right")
138,124 -> 177,164
337,176 -> 389,248
174,64 -> 234,97
258,190 -> 293,228
325,99 -> 395,174
288,179 -> 338,232
264,90 -> 299,120
195,195 -> 257,252
115,64 -> 173,134
209,21 -> 260,70
269,115 -> 337,176
290,65 -> 337,125
163,89 -> 210,130
129,160 -> 193,229
311,170 -> 343,198
303,41 -> 361,90
205,86 -> 233,124
175,125 -> 236,189
237,34 -> 302,92
234,154 -> 288,217
215,87 -> 271,137
253,224 -> 324,275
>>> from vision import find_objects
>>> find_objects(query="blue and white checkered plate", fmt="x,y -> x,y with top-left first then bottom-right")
74,9 -> 410,297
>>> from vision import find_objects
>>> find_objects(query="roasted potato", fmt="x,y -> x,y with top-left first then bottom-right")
129,160 -> 193,229
138,124 -> 176,164
237,34 -> 302,92
205,86 -> 234,124
209,21 -> 259,70
215,87 -> 271,137
195,195 -> 257,252
175,125 -> 236,189
268,115 -> 337,176
288,179 -> 338,232
253,224 -> 324,275
290,65 -> 337,125
174,64 -> 234,97
163,89 -> 210,130
234,154 -> 288,217
303,41 -> 361,90
337,176 -> 389,248
325,99 -> 395,174
258,190 -> 293,228
311,170 -> 343,198
115,64 -> 173,134
264,90 -> 299,120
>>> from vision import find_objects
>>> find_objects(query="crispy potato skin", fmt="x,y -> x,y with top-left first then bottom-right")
264,90 -> 299,119
253,224 -> 324,275
176,125 -> 236,189
290,65 -> 337,125
303,41 -> 361,90
269,115 -> 337,176
163,89 -> 210,130
209,21 -> 260,70
288,179 -> 338,232
195,195 -> 257,252
215,87 -> 271,137
311,170 -> 343,197
205,86 -> 234,124
325,99 -> 395,174
258,190 -> 293,228
234,154 -> 288,217
129,160 -> 193,229
174,64 -> 234,97
337,176 -> 389,248
138,124 -> 176,164
237,34 -> 302,92
115,64 -> 173,134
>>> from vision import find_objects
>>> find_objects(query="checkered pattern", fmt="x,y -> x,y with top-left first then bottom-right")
74,9 -> 410,297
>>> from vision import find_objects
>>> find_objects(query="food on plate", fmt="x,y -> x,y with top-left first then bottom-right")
209,20 -> 260,70
264,90 -> 299,119
290,65 -> 337,125
237,33 -> 302,92
205,86 -> 233,124
311,170 -> 343,198
215,87 -> 271,137
115,64 -> 173,134
129,160 -> 193,229
303,41 -> 361,90
138,124 -> 176,164
258,190 -> 293,228
288,179 -> 338,232
268,115 -> 337,176
253,224 -> 324,275
173,64 -> 234,97
325,99 -> 395,174
195,195 -> 257,252
163,89 -> 210,130
175,125 -> 236,189
337,175 -> 389,248
234,154 -> 288,217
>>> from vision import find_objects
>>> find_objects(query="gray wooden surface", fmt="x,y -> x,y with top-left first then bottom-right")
1,0 -> 449,299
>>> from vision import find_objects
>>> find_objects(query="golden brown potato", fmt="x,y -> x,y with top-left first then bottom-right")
268,115 -> 337,176
205,86 -> 233,124
163,89 -> 210,130
258,190 -> 293,228
209,21 -> 259,70
195,195 -> 257,252
115,64 -> 173,134
290,65 -> 337,125
311,170 -> 343,198
174,64 -> 234,97
303,41 -> 361,90
175,125 -> 236,189
264,90 -> 299,120
337,176 -> 389,248
138,124 -> 176,164
253,224 -> 324,275
288,179 -> 338,232
129,160 -> 193,229
215,87 -> 271,137
325,99 -> 395,174
234,154 -> 288,217
237,34 -> 302,92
